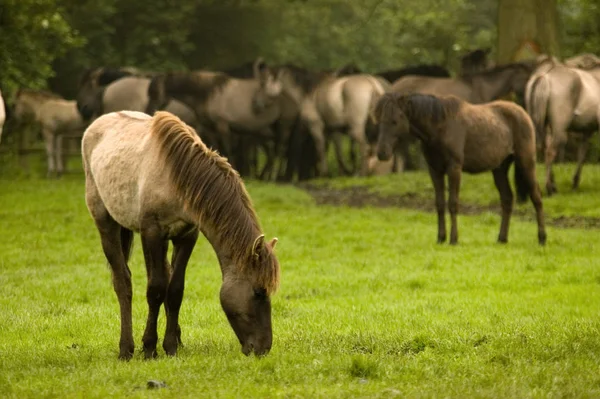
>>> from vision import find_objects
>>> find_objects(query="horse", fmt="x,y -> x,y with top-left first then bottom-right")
0,88 -> 5,143
525,59 -> 600,195
375,64 -> 451,83
13,88 -> 85,177
459,48 -> 493,75
373,93 -> 546,246
76,68 -> 198,129
390,62 -> 534,104
82,110 -> 280,360
275,64 -> 389,176
146,59 -> 283,163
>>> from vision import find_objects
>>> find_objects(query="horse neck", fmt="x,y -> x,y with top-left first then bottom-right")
469,68 -> 520,103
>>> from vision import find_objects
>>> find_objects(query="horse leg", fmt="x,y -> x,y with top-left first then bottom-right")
163,230 -> 198,356
308,121 -> 328,177
42,128 -> 56,178
90,206 -> 134,359
429,168 -> 447,243
515,152 -> 547,245
348,125 -> 370,176
56,133 -> 65,177
140,217 -> 169,359
447,165 -> 462,245
492,160 -> 513,243
572,135 -> 590,190
331,132 -> 352,175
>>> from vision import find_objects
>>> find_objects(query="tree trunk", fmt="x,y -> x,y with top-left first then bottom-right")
497,0 -> 560,63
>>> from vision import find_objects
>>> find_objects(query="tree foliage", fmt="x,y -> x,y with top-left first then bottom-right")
0,0 -> 597,101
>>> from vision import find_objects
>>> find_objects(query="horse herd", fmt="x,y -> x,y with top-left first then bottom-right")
4,51 -> 600,359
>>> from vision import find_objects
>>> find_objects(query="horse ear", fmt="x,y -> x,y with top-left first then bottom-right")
268,237 -> 278,249
252,234 -> 265,258
253,57 -> 269,83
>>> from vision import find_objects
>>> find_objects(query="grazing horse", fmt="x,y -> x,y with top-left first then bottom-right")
0,88 -> 5,143
373,93 -> 546,246
145,59 -> 283,160
14,89 -> 85,177
76,68 -> 197,129
82,110 -> 280,360
525,59 -> 600,195
276,64 -> 390,176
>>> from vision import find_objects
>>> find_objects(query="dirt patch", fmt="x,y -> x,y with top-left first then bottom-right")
299,183 -> 600,229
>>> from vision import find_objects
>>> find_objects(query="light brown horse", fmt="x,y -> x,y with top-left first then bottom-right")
276,64 -> 389,176
373,93 -> 546,246
145,59 -> 283,159
525,57 -> 600,195
390,62 -> 534,104
14,88 -> 85,177
82,110 -> 280,360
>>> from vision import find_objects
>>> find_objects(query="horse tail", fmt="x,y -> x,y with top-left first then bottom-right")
513,157 -> 530,203
526,74 -> 550,145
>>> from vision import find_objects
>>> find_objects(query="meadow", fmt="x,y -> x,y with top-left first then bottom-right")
1,160 -> 600,398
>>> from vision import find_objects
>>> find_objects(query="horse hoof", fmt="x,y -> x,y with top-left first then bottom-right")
497,238 -> 508,244
118,351 -> 134,361
538,233 -> 547,246
144,349 -> 158,360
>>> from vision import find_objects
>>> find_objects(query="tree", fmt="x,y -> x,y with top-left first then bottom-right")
497,0 -> 560,62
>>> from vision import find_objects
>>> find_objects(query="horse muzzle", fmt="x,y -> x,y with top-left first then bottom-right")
241,339 -> 271,357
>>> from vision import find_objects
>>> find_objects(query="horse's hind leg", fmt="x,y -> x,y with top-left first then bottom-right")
163,230 -> 198,356
492,159 -> 514,243
447,165 -> 462,245
87,193 -> 134,360
428,167 -> 447,243
140,217 -> 169,359
572,134 -> 591,190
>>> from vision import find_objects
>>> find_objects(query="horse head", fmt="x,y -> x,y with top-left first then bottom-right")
219,234 -> 279,356
77,67 -> 135,120
146,74 -> 170,115
251,58 -> 282,113
372,93 -> 411,162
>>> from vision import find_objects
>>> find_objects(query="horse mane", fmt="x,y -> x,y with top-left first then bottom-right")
150,111 -> 279,293
374,93 -> 461,126
376,64 -> 451,82
158,71 -> 231,106
277,64 -> 331,94
222,61 -> 256,79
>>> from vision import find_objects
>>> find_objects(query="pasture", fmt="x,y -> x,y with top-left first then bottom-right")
1,163 -> 600,398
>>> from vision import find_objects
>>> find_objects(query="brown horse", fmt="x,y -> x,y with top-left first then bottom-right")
82,110 -> 280,360
373,93 -> 546,246
525,58 -> 600,195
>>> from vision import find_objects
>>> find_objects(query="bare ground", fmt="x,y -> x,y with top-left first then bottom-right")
299,183 -> 600,229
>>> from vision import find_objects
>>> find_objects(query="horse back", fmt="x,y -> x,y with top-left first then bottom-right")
83,111 -> 180,232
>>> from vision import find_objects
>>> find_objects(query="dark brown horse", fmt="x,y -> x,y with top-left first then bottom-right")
373,93 -> 546,246
82,110 -> 280,360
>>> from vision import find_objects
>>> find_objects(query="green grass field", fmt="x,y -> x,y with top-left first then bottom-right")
1,162 -> 600,398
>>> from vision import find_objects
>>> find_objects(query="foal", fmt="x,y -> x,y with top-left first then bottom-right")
374,93 -> 546,245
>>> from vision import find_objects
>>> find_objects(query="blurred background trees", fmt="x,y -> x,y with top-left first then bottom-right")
0,0 -> 598,100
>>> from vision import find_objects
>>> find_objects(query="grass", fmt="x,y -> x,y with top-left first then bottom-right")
1,163 -> 600,398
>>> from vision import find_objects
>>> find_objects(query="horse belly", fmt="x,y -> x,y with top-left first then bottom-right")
462,130 -> 513,173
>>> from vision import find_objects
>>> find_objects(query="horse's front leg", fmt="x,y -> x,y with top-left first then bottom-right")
163,230 -> 198,356
140,217 -> 169,360
492,161 -> 513,243
447,165 -> 462,245
429,168 -> 447,243
348,125 -> 370,176
55,133 -> 65,177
